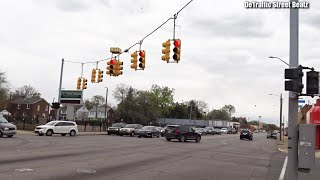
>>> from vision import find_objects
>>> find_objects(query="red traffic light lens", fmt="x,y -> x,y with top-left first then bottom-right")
174,40 -> 180,47
110,59 -> 115,65
139,51 -> 145,57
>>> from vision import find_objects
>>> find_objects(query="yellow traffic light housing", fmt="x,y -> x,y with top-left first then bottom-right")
114,60 -> 123,76
82,78 -> 88,89
173,39 -> 181,62
97,69 -> 103,82
139,50 -> 146,69
91,68 -> 97,83
161,39 -> 170,62
106,59 -> 115,76
77,77 -> 82,90
131,52 -> 138,70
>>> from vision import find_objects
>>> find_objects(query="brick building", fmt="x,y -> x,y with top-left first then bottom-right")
7,97 -> 50,122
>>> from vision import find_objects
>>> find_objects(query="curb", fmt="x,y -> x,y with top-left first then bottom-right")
17,131 -> 108,136
278,144 -> 320,159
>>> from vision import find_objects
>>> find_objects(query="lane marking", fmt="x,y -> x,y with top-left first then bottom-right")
77,169 -> 96,174
15,168 -> 34,172
279,156 -> 288,180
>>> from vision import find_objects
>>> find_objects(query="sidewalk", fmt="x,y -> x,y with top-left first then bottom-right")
17,130 -> 108,136
277,136 -> 320,158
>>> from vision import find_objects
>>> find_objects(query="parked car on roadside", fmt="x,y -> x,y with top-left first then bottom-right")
213,128 -> 222,135
231,128 -> 237,134
119,124 -> 143,136
220,128 -> 228,134
0,116 -> 17,138
240,129 -> 253,141
267,131 -> 278,139
194,128 -> 207,136
204,126 -> 215,135
34,121 -> 78,136
107,122 -> 127,135
165,125 -> 201,142
138,126 -> 160,138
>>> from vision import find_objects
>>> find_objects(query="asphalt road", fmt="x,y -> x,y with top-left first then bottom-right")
0,132 -> 285,180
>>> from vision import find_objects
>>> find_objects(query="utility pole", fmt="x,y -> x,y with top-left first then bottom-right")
104,87 -> 108,129
280,93 -> 283,141
56,58 -> 64,120
287,0 -> 299,179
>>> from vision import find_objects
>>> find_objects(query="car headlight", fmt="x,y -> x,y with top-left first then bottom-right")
4,127 -> 9,131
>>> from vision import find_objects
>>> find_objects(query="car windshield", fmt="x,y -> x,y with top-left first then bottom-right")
221,128 -> 227,130
0,117 -> 9,123
113,123 -> 124,127
241,130 -> 249,133
205,127 -> 212,130
46,121 -> 56,126
125,124 -> 136,128
142,126 -> 154,130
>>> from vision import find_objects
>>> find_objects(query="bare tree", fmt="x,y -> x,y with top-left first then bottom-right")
0,71 -> 10,104
113,83 -> 130,102
13,85 -> 41,98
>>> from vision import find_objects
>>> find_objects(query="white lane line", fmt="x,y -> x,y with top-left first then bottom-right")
279,156 -> 288,180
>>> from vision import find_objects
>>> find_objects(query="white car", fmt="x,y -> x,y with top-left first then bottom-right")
34,121 -> 78,136
220,128 -> 228,133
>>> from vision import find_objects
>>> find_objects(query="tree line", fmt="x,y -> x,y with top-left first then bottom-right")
84,83 -> 237,125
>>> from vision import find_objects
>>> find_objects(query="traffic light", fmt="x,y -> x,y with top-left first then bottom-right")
114,60 -> 123,76
91,68 -> 97,83
306,70 -> 319,96
161,39 -> 170,62
139,50 -> 146,69
173,39 -> 181,62
284,67 -> 304,93
82,78 -> 88,89
107,59 -> 115,76
131,52 -> 138,70
97,69 -> 104,82
51,102 -> 61,109
77,77 -> 82,90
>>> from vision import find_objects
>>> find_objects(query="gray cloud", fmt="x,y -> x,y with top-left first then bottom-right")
191,15 -> 271,38
55,0 -> 88,12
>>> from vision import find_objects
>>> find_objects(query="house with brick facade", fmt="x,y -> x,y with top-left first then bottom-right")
6,97 -> 50,122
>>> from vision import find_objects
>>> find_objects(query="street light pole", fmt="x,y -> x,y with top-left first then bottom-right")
280,93 -> 283,141
270,93 -> 283,141
268,56 -> 290,66
104,87 -> 109,129
287,0 -> 299,179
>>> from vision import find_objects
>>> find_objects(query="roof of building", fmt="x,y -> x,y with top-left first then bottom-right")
88,106 -> 112,112
10,97 -> 47,105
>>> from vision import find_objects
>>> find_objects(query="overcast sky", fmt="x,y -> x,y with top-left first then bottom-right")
1,0 -> 319,125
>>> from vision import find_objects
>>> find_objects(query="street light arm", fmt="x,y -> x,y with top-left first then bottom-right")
268,56 -> 290,66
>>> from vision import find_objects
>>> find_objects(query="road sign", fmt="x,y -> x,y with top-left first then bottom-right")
110,47 -> 122,54
60,90 -> 83,105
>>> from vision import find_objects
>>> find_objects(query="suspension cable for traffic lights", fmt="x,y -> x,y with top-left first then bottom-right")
117,0 -> 193,57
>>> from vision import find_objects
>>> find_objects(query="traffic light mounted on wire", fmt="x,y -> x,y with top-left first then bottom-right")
131,52 -> 138,70
77,77 -> 82,90
284,67 -> 304,93
82,78 -> 88,89
107,59 -> 115,76
139,50 -> 146,69
173,39 -> 181,62
114,60 -> 123,76
97,69 -> 103,82
161,39 -> 170,63
91,68 -> 97,83
306,70 -> 319,96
